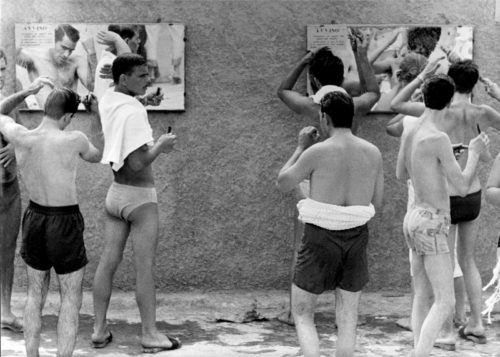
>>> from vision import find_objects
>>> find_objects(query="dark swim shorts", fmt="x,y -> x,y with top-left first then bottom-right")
449,190 -> 481,224
293,223 -> 369,294
21,201 -> 87,275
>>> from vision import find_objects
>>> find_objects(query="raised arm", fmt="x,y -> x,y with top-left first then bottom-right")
96,30 -> 132,56
349,28 -> 380,116
390,56 -> 443,116
276,50 -> 317,118
439,132 -> 488,196
0,77 -> 55,115
277,126 -> 319,193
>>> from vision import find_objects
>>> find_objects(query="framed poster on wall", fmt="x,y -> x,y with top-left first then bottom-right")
15,23 -> 185,111
306,25 -> 473,112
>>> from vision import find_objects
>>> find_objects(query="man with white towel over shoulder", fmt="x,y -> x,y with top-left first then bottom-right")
277,89 -> 384,357
91,53 -> 181,353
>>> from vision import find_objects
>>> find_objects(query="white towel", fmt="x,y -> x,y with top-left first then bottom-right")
99,90 -> 154,171
297,197 -> 375,230
310,85 -> 347,104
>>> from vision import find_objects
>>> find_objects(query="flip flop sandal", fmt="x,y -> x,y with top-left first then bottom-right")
1,317 -> 23,333
91,331 -> 113,348
458,325 -> 487,344
142,336 -> 182,353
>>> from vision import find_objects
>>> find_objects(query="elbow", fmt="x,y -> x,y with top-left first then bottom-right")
277,87 -> 285,101
276,176 -> 291,193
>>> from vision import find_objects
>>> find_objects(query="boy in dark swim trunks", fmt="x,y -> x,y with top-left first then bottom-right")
277,90 -> 384,357
0,87 -> 103,357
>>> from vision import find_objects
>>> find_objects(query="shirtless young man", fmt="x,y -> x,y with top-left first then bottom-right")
0,76 -> 54,333
0,87 -> 103,357
16,24 -> 93,108
392,60 -> 500,344
277,90 -> 384,357
91,53 -> 180,353
396,74 -> 488,357
277,29 -> 380,134
276,29 -> 380,326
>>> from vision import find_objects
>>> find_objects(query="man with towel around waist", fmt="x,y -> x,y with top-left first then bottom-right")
277,90 -> 384,357
91,53 -> 180,353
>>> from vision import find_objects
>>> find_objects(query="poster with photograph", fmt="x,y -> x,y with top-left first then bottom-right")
15,23 -> 185,111
307,24 -> 474,112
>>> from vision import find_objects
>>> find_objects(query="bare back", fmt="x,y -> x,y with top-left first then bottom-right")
445,101 -> 483,194
308,134 -> 382,207
401,122 -> 451,211
14,127 -> 84,206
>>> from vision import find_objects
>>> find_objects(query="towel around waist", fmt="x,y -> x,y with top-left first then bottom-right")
297,198 -> 375,231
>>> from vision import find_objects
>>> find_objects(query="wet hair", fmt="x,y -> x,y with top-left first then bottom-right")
320,91 -> 354,128
112,53 -> 147,84
397,52 -> 428,83
422,74 -> 455,110
55,24 -> 80,43
447,60 -> 479,94
44,87 -> 80,119
308,47 -> 344,91
108,24 -> 136,41
407,27 -> 441,58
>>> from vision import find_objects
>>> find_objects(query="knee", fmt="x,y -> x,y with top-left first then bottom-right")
291,300 -> 314,318
435,296 -> 455,314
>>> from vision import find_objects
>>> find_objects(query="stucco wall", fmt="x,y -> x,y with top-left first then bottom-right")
2,0 -> 500,291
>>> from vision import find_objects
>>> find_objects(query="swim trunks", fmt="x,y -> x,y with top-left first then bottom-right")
403,204 -> 450,256
21,201 -> 87,275
293,223 -> 369,294
0,178 -> 22,245
105,182 -> 157,221
449,190 -> 481,224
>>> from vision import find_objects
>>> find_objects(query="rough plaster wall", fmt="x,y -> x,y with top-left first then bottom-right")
2,0 -> 500,291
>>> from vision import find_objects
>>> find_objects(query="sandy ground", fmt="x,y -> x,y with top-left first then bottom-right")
1,289 -> 499,356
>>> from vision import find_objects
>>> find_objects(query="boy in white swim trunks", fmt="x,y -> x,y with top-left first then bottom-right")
396,74 -> 488,357
277,90 -> 384,357
92,53 -> 180,353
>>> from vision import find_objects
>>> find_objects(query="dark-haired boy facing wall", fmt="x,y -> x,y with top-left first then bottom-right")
0,86 -> 103,357
391,60 -> 500,345
396,74 -> 489,357
277,90 -> 384,357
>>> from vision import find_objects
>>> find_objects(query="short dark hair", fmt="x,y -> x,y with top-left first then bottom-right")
55,24 -> 80,43
320,91 -> 354,128
309,47 -> 344,91
107,24 -> 136,41
112,53 -> 147,84
447,60 -> 479,94
44,87 -> 80,119
407,27 -> 441,58
422,74 -> 455,110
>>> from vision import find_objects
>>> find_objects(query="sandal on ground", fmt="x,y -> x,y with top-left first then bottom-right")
91,331 -> 113,349
458,325 -> 487,344
142,336 -> 182,353
434,340 -> 456,351
1,317 -> 23,333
